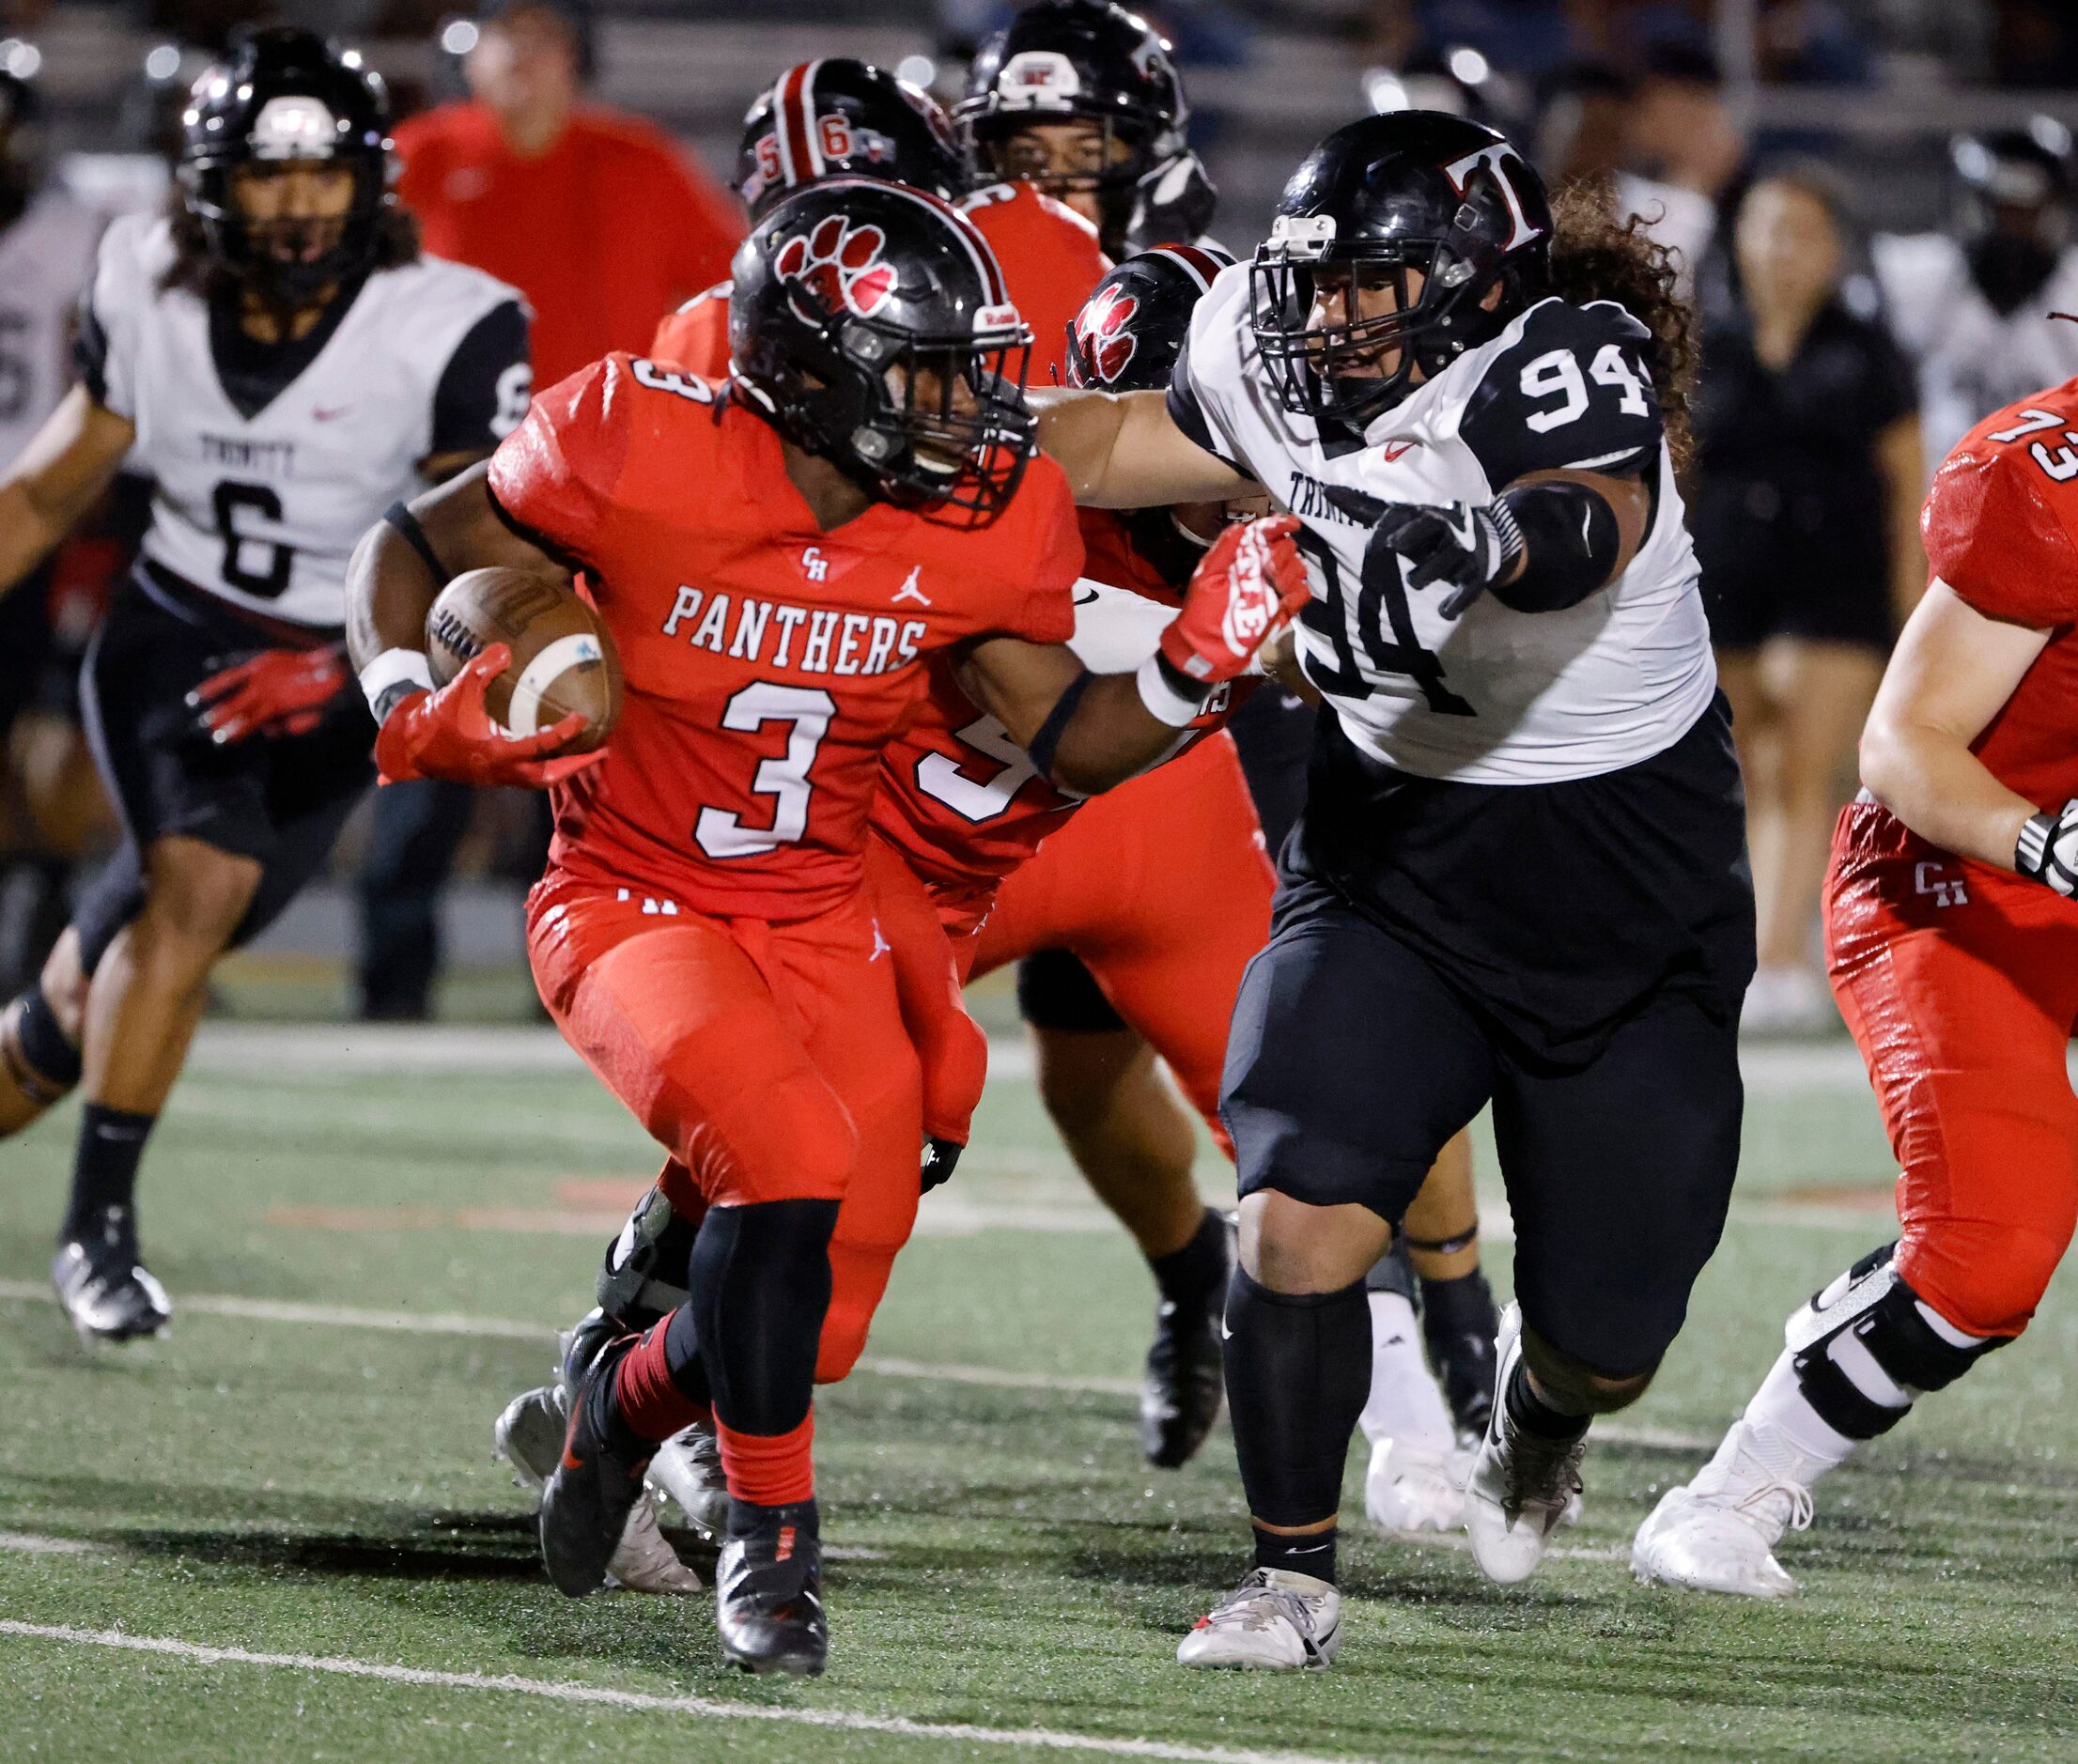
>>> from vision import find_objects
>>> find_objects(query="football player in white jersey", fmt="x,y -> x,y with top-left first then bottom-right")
1036,111 -> 1755,1666
0,28 -> 531,1345
1874,121 -> 2078,473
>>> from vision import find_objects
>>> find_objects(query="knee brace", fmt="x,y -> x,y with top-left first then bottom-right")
595,1184 -> 699,1329
2,986 -> 81,1107
1785,1243 -> 2006,1442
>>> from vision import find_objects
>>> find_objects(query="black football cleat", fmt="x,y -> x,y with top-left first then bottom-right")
1140,1218 -> 1233,1469
52,1207 -> 170,1346
1420,1266 -> 1501,1445
537,1334 -> 652,1597
715,1501 -> 828,1677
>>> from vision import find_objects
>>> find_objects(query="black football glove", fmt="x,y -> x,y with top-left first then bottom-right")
1369,499 -> 1527,620
1124,151 -> 1219,254
2017,799 -> 2078,895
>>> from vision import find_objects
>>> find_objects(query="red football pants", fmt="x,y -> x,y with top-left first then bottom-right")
1826,803 -> 2078,1338
969,731 -> 1274,1154
529,875 -> 922,1382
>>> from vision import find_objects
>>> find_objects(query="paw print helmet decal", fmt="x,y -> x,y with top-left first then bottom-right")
1065,242 -> 1235,393
733,178 -> 1037,523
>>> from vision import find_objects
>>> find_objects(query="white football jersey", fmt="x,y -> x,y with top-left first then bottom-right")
1173,269 -> 1714,784
1873,231 -> 2078,472
81,212 -> 531,627
0,190 -> 105,465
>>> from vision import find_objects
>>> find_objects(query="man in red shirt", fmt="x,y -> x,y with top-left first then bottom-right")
397,1 -> 743,386
1636,383 -> 2078,1598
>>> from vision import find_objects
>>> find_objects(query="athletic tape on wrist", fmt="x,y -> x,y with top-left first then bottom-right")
1137,653 -> 1207,729
359,648 -> 435,719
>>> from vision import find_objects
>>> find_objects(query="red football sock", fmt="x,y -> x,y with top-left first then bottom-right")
613,1321 -> 711,1443
716,1412 -> 815,1506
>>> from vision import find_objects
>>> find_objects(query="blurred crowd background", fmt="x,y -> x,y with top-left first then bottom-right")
5,0 -> 2078,1036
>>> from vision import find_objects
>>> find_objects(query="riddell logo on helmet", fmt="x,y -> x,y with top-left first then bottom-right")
1001,51 -> 1081,97
1077,286 -> 1140,383
774,215 -> 898,318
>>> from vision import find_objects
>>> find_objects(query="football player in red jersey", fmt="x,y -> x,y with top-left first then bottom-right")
955,0 -> 1217,260
1635,381 -> 2078,1598
652,56 -> 1109,390
346,180 -> 1307,1674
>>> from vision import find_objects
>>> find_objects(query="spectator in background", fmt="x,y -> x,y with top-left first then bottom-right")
358,0 -> 744,1021
1692,166 -> 1924,1035
1874,121 -> 2078,478
1626,43 -> 1749,301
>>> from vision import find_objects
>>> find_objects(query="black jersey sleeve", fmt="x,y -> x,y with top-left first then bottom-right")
429,298 -> 532,457
1460,299 -> 1664,490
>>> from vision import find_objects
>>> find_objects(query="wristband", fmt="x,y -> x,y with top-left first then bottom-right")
2016,804 -> 2078,895
359,647 -> 435,720
1137,653 -> 1209,729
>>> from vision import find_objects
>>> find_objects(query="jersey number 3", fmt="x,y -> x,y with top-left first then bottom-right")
694,682 -> 837,859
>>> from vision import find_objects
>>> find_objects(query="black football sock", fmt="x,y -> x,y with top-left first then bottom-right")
63,1104 -> 156,1242
1418,1265 -> 1501,1431
688,1198 -> 839,1436
1222,1266 -> 1370,1584
1504,1358 -> 1591,1443
1150,1206 -> 1230,1307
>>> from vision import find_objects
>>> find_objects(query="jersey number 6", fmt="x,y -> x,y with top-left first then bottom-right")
213,481 -> 296,601
694,681 -> 837,859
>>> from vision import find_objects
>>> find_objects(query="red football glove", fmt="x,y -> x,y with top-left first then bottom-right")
1158,514 -> 1312,689
188,644 -> 349,744
373,644 -> 605,789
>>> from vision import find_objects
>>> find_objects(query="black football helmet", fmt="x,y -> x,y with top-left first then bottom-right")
1951,119 -> 2072,314
1065,243 -> 1234,393
736,58 -> 963,221
956,0 -> 1189,253
730,179 -> 1035,522
0,66 -> 43,229
177,27 -> 395,307
1251,111 -> 1553,431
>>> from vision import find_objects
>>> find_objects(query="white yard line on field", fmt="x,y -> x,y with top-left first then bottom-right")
0,1278 -> 1712,1448
0,1619 -> 1362,1764
0,1533 -> 97,1555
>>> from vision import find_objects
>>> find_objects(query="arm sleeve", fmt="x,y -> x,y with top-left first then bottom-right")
1924,450 -> 2078,630
1460,300 -> 1664,489
429,298 -> 533,456
484,356 -> 634,572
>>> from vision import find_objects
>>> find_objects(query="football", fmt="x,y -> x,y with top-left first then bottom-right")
425,566 -> 622,754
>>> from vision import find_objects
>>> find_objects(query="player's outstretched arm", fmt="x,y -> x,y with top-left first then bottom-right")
1031,387 -> 1255,510
0,386 -> 135,596
1860,579 -> 2052,874
960,516 -> 1311,796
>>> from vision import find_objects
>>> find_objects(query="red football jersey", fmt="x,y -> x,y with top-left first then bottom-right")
870,508 -> 1213,892
1922,381 -> 2078,808
488,354 -> 1081,919
648,183 -> 1106,388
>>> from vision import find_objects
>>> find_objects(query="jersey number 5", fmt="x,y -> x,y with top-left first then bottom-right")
914,715 -> 1043,823
694,682 -> 837,859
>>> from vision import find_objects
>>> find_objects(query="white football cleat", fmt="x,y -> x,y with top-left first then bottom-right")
1463,1303 -> 1586,1586
1631,1417 -> 1816,1599
1176,1568 -> 1341,1671
605,1490 -> 704,1595
647,1416 -> 729,1541
493,1384 -> 566,1491
494,1382 -> 701,1593
1364,1436 -> 1465,1533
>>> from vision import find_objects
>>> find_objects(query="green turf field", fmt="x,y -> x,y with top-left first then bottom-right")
0,1023 -> 2073,1762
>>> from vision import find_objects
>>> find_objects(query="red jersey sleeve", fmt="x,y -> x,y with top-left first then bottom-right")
996,458 -> 1082,644
1925,413 -> 2078,629
486,356 -> 638,570
650,284 -> 734,377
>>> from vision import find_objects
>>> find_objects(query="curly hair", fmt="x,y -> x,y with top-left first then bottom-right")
158,186 -> 420,303
1544,177 -> 1698,473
